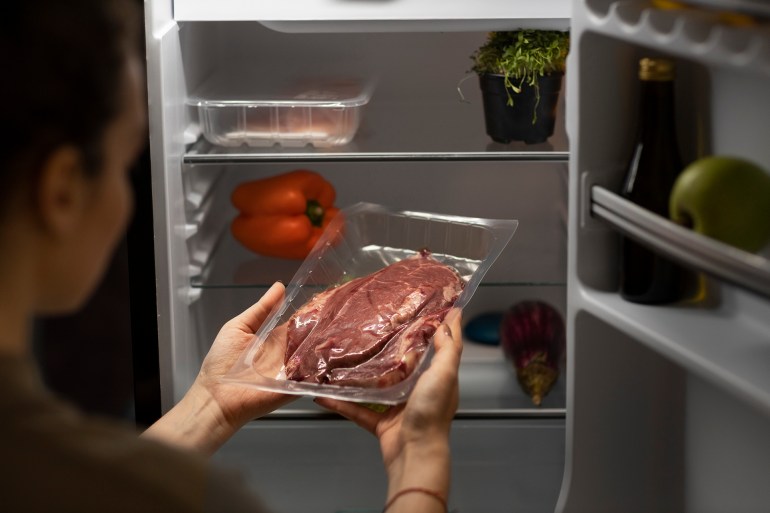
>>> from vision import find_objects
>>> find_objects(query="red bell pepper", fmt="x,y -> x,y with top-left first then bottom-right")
231,170 -> 339,260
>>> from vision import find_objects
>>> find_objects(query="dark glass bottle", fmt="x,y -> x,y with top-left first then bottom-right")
619,57 -> 686,304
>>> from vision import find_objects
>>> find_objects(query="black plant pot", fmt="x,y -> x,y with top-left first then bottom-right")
479,72 -> 564,145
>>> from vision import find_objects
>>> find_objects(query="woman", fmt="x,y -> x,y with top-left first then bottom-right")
0,1 -> 461,512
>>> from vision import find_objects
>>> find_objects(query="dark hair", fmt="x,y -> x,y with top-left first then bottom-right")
0,0 -> 141,208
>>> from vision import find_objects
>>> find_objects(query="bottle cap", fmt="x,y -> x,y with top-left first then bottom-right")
639,57 -> 675,81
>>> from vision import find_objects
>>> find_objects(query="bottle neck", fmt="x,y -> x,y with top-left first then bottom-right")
636,79 -> 677,137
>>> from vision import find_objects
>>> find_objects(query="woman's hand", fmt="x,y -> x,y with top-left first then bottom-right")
194,281 -> 296,428
143,282 -> 297,455
314,310 -> 462,511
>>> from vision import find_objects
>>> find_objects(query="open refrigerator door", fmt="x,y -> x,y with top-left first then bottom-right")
560,0 -> 770,511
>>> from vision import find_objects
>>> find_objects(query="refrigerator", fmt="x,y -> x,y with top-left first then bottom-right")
142,0 -> 770,512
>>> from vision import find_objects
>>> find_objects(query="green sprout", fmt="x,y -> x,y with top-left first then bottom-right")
471,30 -> 570,123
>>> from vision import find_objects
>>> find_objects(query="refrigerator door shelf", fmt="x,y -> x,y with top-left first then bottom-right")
581,0 -> 770,72
591,185 -> 770,300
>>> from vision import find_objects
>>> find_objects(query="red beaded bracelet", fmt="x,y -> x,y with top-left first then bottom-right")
381,487 -> 448,513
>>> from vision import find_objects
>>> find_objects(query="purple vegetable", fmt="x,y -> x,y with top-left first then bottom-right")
500,300 -> 566,406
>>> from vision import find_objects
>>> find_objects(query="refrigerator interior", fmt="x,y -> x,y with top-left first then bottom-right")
144,5 -> 571,511
560,1 -> 770,512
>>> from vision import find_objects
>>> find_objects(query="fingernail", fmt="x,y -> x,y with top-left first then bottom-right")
442,324 -> 453,338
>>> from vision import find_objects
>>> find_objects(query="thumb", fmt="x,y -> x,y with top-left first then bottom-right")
431,320 -> 462,371
234,281 -> 285,333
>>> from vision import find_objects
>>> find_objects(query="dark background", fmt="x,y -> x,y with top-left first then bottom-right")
32,0 -> 161,429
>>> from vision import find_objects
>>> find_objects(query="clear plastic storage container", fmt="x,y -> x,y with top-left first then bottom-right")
188,73 -> 374,148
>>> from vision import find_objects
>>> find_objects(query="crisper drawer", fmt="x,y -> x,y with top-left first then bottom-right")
213,418 -> 565,513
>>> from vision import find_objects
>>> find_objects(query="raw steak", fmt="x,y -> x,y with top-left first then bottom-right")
283,250 -> 464,388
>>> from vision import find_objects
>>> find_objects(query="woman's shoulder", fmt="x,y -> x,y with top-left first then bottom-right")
0,393 -> 267,513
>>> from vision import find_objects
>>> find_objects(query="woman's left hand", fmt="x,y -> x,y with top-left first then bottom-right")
143,282 -> 296,455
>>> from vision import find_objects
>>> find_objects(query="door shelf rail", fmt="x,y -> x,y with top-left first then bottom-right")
590,185 -> 770,300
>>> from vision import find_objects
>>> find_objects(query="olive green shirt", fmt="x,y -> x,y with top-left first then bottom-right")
0,356 -> 270,513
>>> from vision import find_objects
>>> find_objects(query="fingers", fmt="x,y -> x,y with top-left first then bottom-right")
444,308 -> 462,342
234,282 -> 285,334
431,313 -> 463,373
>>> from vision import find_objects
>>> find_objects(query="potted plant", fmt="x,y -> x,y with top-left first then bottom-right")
471,29 -> 570,145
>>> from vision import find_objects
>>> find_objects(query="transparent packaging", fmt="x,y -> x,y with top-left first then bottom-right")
188,72 -> 374,148
223,202 -> 519,404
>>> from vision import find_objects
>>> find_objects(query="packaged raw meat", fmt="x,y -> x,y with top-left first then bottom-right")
223,202 -> 518,404
283,250 -> 464,388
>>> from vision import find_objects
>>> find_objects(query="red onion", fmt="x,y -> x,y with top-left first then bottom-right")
500,300 -> 566,406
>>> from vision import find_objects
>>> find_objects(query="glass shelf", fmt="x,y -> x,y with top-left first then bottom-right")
190,228 -> 567,289
263,358 -> 566,419
184,78 -> 569,165
184,139 -> 570,164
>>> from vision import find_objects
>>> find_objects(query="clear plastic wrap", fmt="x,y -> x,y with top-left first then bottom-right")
222,202 -> 518,404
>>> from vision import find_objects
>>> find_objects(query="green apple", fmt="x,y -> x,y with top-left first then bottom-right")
669,156 -> 770,253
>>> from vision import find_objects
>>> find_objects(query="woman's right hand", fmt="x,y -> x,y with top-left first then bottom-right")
314,310 -> 462,511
